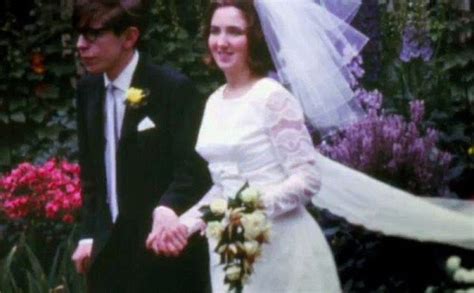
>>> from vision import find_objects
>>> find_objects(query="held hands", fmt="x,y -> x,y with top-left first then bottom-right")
71,242 -> 92,274
146,206 -> 189,257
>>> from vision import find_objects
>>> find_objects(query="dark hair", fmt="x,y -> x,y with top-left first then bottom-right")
203,0 -> 275,76
73,0 -> 150,40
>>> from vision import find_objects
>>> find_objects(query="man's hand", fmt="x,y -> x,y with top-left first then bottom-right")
146,206 -> 189,257
72,242 -> 92,274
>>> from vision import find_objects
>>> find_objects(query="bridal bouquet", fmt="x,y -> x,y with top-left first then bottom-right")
199,184 -> 271,292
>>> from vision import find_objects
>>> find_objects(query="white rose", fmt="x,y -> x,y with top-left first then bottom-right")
446,256 -> 462,272
425,286 -> 435,293
243,240 -> 260,257
210,199 -> 228,215
225,265 -> 241,281
206,221 -> 224,239
228,244 -> 238,255
454,268 -> 469,283
261,224 -> 271,242
465,270 -> 474,283
241,211 -> 267,240
241,187 -> 261,204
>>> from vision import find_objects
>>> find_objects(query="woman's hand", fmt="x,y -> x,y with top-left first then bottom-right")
146,206 -> 189,257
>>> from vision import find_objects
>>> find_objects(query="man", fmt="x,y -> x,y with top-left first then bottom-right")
71,0 -> 210,291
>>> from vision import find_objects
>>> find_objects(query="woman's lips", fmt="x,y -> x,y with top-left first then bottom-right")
215,52 -> 233,62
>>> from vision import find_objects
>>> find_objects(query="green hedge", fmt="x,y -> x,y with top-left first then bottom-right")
0,0 -> 223,173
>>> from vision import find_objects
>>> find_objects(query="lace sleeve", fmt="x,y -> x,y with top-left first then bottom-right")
261,89 -> 321,218
179,184 -> 223,235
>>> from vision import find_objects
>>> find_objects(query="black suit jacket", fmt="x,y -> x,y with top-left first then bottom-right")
76,55 -> 210,292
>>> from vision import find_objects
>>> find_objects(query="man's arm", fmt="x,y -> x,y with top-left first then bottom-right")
158,76 -> 210,214
147,74 -> 210,256
72,80 -> 96,272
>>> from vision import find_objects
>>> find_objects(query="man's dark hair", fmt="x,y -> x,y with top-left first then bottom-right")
73,0 -> 150,39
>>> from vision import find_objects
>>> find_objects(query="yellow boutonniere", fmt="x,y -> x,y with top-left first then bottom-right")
125,87 -> 148,108
468,146 -> 474,156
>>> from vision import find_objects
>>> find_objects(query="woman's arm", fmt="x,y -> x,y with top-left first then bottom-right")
260,89 -> 321,218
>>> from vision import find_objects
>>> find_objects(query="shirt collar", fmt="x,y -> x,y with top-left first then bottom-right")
103,50 -> 140,93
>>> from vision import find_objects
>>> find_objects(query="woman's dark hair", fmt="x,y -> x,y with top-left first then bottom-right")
73,0 -> 150,39
203,0 -> 275,76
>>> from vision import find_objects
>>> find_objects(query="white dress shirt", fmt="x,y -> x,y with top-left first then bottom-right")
103,50 -> 139,222
78,51 -> 139,246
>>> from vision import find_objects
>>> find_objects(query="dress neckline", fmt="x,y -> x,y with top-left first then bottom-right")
219,77 -> 269,102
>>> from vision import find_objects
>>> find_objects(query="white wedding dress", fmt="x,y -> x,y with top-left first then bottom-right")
180,77 -> 341,293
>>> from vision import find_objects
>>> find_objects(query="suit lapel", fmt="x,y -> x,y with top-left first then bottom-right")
119,55 -> 151,143
87,77 -> 106,156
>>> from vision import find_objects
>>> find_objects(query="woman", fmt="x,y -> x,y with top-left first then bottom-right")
165,0 -> 340,292
151,0 -> 474,292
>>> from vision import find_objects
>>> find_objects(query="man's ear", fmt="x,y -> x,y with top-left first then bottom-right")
122,26 -> 140,49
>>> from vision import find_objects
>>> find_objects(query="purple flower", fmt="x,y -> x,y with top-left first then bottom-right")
399,25 -> 434,63
409,100 -> 425,125
319,87 -> 453,197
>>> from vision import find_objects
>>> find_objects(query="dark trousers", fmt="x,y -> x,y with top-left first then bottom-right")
87,231 -> 210,293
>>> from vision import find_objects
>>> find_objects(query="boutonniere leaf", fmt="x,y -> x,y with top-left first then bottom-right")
125,87 -> 149,108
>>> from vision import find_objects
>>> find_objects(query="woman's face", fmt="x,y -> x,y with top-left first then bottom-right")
208,6 -> 250,76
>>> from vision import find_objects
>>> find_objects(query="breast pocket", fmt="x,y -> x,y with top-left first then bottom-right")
136,127 -> 160,151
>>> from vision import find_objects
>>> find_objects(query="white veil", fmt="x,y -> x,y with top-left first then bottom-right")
254,0 -> 474,250
255,0 -> 368,132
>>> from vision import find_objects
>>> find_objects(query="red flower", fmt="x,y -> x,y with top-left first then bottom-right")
0,159 -> 82,223
31,52 -> 46,75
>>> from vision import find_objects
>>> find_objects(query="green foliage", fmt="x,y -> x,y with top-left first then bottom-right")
0,0 -> 78,172
378,1 -> 474,198
0,227 -> 86,293
143,0 -> 222,95
0,0 -> 225,174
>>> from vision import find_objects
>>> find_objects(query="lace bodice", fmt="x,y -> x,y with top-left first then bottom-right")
181,78 -> 321,231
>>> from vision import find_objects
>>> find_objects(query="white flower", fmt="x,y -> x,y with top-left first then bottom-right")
206,221 -> 225,239
228,244 -> 238,255
465,270 -> 474,283
261,225 -> 271,242
210,199 -> 228,215
225,265 -> 241,281
241,211 -> 268,240
454,268 -> 474,284
454,268 -> 470,283
446,256 -> 462,272
243,240 -> 260,257
425,287 -> 436,293
241,187 -> 261,204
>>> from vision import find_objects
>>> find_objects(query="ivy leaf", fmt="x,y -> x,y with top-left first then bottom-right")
441,50 -> 474,71
48,64 -> 75,77
468,86 -> 474,104
36,125 -> 61,140
30,108 -> 47,123
38,85 -> 59,99
10,112 -> 26,123
10,68 -> 26,79
0,146 -> 11,166
9,99 -> 27,111
0,113 -> 9,123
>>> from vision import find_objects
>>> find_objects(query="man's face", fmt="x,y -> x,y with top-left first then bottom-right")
76,21 -> 128,77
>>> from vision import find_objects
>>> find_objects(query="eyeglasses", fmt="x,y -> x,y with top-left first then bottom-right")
76,27 -> 112,42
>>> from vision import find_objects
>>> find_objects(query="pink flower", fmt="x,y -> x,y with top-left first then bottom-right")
0,158 -> 83,223
62,214 -> 74,223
